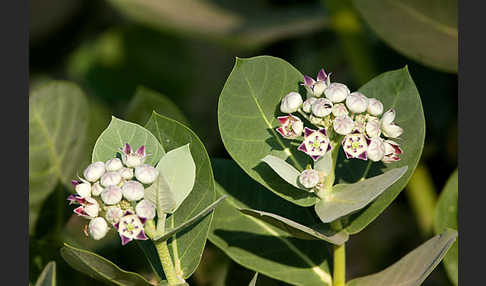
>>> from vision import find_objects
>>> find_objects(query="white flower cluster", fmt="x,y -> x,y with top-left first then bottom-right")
68,144 -> 158,245
276,68 -> 404,165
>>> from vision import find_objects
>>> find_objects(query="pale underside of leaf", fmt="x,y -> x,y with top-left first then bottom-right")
261,155 -> 302,189
35,261 -> 56,286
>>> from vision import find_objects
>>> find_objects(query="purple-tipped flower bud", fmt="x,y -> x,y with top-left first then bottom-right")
105,158 -> 123,171
105,206 -> 123,224
312,98 -> 333,117
367,137 -> 385,162
367,98 -> 383,116
332,103 -> 348,117
276,115 -> 303,139
88,217 -> 109,240
100,171 -> 122,187
122,144 -> 147,168
83,162 -> 105,182
365,117 -> 381,138
299,169 -> 320,189
135,164 -> 159,184
333,115 -> 354,135
302,97 -> 317,113
75,181 -> 91,198
101,185 -> 123,205
382,140 -> 403,163
280,92 -> 303,113
91,182 -> 103,196
121,181 -> 144,201
136,199 -> 156,219
83,197 -> 99,218
119,167 -> 134,180
346,92 -> 368,113
324,83 -> 350,103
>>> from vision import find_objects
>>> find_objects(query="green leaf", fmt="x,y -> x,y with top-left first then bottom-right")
105,0 -> 328,49
347,229 -> 458,286
125,86 -> 189,126
29,81 -> 89,233
151,144 -> 196,213
249,273 -> 258,286
218,56 -> 319,207
353,0 -> 457,73
240,208 -> 348,245
209,159 -> 333,286
261,155 -> 304,190
315,167 -> 408,223
35,261 -> 56,286
434,169 -> 458,285
154,195 -> 226,241
336,66 -> 425,234
145,112 -> 216,279
92,116 -> 165,165
60,243 -> 154,286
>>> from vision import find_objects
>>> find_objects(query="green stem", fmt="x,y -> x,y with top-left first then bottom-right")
331,220 -> 345,286
155,240 -> 184,286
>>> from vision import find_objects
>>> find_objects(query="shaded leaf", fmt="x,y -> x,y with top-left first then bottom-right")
91,116 -> 165,165
347,229 -> 457,286
240,208 -> 348,245
29,81 -> 89,233
434,169 -> 458,285
61,243 -> 154,286
315,167 -> 408,223
35,261 -> 56,286
145,112 -> 216,279
262,155 -> 303,190
125,86 -> 189,126
105,0 -> 328,49
336,67 -> 425,234
218,56 -> 319,207
353,0 -> 457,72
209,159 -> 332,286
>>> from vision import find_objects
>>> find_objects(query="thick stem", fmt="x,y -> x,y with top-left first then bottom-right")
331,220 -> 345,286
155,240 -> 184,285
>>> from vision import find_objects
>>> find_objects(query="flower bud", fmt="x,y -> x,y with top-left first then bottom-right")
280,92 -> 303,113
302,97 -> 317,113
105,206 -> 123,224
365,118 -> 381,138
83,197 -> 100,218
136,199 -> 156,219
367,98 -> 383,116
135,164 -> 159,184
382,140 -> 403,163
381,108 -> 396,126
313,81 -> 327,97
367,138 -> 385,162
101,185 -> 123,205
83,162 -> 106,182
333,115 -> 354,135
100,171 -> 122,187
122,144 -> 147,168
346,92 -> 368,113
73,181 -> 91,198
382,122 -> 403,138
88,217 -> 109,240
324,83 -> 350,103
91,182 -> 104,196
119,167 -> 134,180
105,158 -> 123,171
312,98 -> 333,117
121,181 -> 145,201
299,169 -> 320,189
332,103 -> 348,117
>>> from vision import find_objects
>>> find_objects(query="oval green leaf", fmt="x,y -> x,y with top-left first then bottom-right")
218,56 -> 319,207
209,159 -> 333,286
261,155 -> 305,190
61,243 -> 154,286
125,86 -> 189,126
434,169 -> 458,285
315,167 -> 408,223
35,261 -> 56,286
353,0 -> 457,73
239,208 -> 348,245
145,112 -> 216,279
336,66 -> 425,234
92,116 -> 165,165
29,81 -> 89,233
347,229 -> 457,286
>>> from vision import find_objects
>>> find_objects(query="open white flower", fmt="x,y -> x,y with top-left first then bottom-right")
342,131 -> 369,160
114,210 -> 148,245
280,92 -> 303,113
297,127 -> 332,161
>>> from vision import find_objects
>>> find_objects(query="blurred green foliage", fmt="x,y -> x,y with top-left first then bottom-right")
29,0 -> 457,285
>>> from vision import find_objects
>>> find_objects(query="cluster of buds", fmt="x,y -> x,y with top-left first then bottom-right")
68,144 -> 158,245
276,68 -> 404,185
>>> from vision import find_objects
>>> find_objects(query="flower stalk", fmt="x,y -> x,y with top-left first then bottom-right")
331,219 -> 345,286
